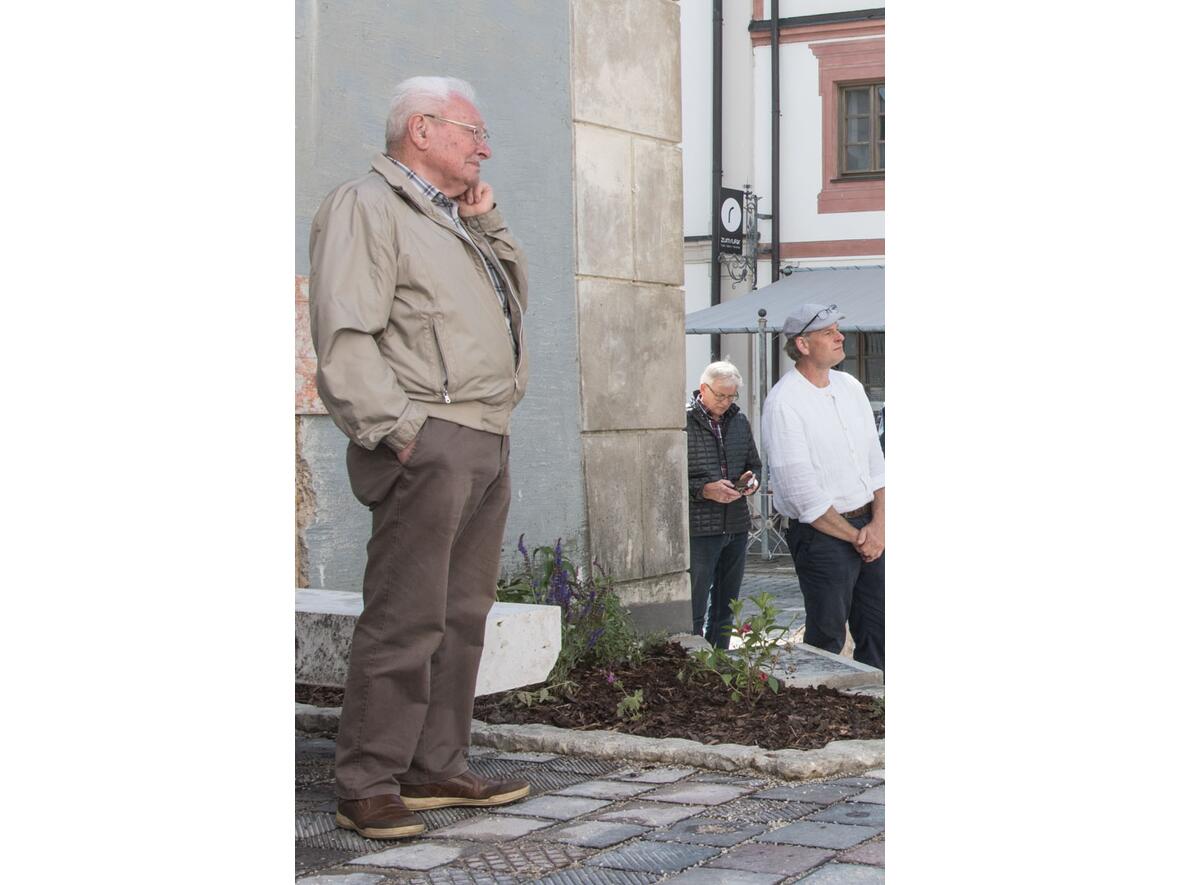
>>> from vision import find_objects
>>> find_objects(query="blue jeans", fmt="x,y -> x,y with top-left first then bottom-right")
786,515 -> 885,673
689,532 -> 748,648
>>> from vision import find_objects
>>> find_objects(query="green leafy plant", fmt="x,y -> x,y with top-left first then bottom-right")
498,536 -> 643,689
604,670 -> 645,721
679,591 -> 798,708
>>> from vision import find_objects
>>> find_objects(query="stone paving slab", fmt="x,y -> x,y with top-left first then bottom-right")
425,814 -> 555,841
698,798 -> 824,826
349,840 -> 481,870
643,816 -> 767,847
838,837 -> 884,866
753,783 -> 863,805
488,795 -> 612,820
706,841 -> 834,877
806,802 -> 885,829
543,819 -> 651,848
608,766 -> 696,783
768,644 -> 883,690
848,785 -> 884,804
829,776 -> 883,788
756,820 -> 881,850
592,801 -> 707,827
551,779 -> 656,801
662,868 -> 784,884
795,861 -> 885,883
582,839 -> 721,873
296,875 -> 387,885
688,773 -> 770,787
640,781 -> 754,805
493,751 -> 558,763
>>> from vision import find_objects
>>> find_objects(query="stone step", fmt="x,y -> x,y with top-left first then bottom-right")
672,633 -> 882,690
295,589 -> 561,696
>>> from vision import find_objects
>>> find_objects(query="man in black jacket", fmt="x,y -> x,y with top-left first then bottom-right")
686,361 -> 762,648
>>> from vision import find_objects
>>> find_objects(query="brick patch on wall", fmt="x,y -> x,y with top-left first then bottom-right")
295,275 -> 327,415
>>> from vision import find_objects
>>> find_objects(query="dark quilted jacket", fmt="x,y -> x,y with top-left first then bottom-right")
685,394 -> 762,537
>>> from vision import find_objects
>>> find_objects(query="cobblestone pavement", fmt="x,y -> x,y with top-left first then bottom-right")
297,553 -> 884,882
297,738 -> 884,883
741,554 -> 803,638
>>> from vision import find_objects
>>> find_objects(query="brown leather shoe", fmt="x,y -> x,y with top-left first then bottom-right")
399,770 -> 531,810
336,794 -> 426,840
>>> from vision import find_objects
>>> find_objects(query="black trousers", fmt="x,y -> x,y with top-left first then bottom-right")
786,514 -> 885,673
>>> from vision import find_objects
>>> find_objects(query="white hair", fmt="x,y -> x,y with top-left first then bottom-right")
385,76 -> 478,151
700,360 -> 742,388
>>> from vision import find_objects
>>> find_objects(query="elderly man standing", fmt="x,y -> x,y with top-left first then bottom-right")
309,76 -> 530,840
686,361 -> 761,648
762,304 -> 885,672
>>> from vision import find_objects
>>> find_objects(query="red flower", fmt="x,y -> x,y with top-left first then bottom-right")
758,671 -> 768,682
740,623 -> 752,636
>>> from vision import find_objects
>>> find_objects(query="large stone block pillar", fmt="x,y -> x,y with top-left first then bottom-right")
572,0 -> 690,631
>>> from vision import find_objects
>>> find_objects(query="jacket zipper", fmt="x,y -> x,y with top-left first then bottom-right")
429,320 -> 452,403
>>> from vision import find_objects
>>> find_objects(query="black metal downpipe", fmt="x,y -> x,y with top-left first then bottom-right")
770,0 -> 781,379
710,0 -> 723,362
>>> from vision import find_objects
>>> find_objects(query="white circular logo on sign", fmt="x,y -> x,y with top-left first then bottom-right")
721,197 -> 742,233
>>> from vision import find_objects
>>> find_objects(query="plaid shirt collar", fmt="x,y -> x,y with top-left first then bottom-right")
387,156 -> 459,218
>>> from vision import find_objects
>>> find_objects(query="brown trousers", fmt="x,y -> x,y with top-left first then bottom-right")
334,418 -> 511,799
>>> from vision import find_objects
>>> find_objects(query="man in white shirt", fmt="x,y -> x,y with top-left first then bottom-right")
762,304 -> 885,672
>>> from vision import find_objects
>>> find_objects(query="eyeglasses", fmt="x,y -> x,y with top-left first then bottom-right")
422,113 -> 491,146
704,383 -> 739,402
794,304 -> 839,338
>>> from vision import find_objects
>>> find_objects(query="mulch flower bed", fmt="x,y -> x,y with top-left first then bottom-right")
298,642 -> 883,752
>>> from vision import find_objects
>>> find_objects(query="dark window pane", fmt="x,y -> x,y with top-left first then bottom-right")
877,141 -> 884,169
845,87 -> 869,115
843,334 -> 859,357
878,115 -> 885,140
866,333 -> 884,354
845,144 -> 870,171
847,115 -> 870,143
877,85 -> 885,107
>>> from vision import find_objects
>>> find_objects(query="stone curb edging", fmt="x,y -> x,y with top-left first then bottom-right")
295,703 -> 883,781
471,719 -> 884,781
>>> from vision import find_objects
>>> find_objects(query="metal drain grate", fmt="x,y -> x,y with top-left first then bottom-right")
417,805 -> 486,829
514,768 -> 596,795
457,840 -> 594,877
583,840 -> 720,873
531,867 -> 662,885
541,756 -> 625,777
405,869 -> 523,885
467,756 -> 533,780
296,812 -> 338,840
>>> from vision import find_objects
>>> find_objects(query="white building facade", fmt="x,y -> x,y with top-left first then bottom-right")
680,1 -> 885,412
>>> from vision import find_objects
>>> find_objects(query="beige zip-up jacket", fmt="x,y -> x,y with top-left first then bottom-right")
309,154 -> 528,451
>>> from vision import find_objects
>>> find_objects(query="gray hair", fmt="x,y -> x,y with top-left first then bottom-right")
784,333 -> 803,362
385,76 -> 478,151
700,360 -> 742,388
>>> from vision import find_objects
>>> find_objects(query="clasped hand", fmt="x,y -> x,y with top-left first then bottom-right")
854,520 -> 884,563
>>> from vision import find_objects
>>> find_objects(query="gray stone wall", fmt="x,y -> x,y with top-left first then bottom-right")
572,0 -> 691,631
295,0 -> 583,590
295,1 -> 691,632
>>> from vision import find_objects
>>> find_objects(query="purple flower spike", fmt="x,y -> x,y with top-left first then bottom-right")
517,533 -> 529,560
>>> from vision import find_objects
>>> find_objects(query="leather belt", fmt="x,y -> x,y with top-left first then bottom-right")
841,503 -> 872,519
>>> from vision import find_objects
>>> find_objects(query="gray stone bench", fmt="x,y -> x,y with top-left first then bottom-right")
295,589 -> 562,696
